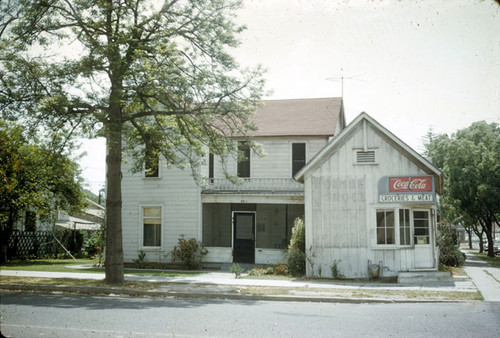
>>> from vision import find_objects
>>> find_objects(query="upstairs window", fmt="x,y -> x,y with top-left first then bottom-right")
237,141 -> 250,178
292,143 -> 306,177
208,152 -> 214,180
145,146 -> 159,178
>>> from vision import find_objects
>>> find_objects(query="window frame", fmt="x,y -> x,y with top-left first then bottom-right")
291,142 -> 306,177
413,209 -> 431,245
237,141 -> 251,178
144,146 -> 160,178
374,206 -> 434,248
399,208 -> 412,246
140,205 -> 164,250
376,209 -> 396,246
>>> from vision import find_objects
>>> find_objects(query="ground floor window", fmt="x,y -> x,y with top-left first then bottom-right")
399,209 -> 411,246
376,209 -> 395,245
375,207 -> 432,247
142,206 -> 162,247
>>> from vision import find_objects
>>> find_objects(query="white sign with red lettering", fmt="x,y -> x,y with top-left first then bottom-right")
378,176 -> 435,203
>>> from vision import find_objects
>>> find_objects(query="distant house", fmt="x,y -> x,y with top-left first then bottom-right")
15,198 -> 105,232
295,112 -> 442,278
55,198 -> 105,232
121,98 -> 346,265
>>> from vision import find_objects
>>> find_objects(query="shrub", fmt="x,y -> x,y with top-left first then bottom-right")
248,267 -> 268,276
170,235 -> 207,269
133,250 -> 147,268
82,230 -> 102,258
437,224 -> 465,267
247,264 -> 288,276
287,217 -> 306,277
230,263 -> 243,278
331,260 -> 344,279
272,264 -> 289,276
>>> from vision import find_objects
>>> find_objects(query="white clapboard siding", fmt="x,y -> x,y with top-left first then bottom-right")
305,121 -> 432,278
121,158 -> 201,263
210,137 -> 329,179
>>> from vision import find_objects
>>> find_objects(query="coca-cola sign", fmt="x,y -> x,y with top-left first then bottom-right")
388,176 -> 433,193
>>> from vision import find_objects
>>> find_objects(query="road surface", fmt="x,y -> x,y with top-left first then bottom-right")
1,291 -> 499,337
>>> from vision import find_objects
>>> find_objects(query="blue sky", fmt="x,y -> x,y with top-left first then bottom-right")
78,0 -> 500,194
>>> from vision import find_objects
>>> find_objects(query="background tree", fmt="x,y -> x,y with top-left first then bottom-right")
0,121 -> 85,263
425,122 -> 500,257
0,0 -> 265,283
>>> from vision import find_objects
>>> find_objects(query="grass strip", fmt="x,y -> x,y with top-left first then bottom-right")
0,276 -> 483,302
472,252 -> 500,268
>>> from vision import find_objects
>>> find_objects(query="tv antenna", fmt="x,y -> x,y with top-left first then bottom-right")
326,69 -> 365,97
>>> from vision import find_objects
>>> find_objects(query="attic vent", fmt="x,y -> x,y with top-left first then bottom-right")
356,150 -> 376,164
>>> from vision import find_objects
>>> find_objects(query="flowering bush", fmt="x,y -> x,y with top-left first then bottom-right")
171,235 -> 208,269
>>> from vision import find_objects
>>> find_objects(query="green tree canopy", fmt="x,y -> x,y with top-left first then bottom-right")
0,0 -> 265,283
425,121 -> 500,257
0,121 -> 86,262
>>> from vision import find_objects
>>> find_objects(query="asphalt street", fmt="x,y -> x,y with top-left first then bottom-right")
1,291 -> 500,337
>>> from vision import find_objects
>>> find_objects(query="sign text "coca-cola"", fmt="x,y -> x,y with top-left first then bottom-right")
388,176 -> 433,193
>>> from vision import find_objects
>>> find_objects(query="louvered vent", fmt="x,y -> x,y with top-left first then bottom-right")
356,150 -> 376,164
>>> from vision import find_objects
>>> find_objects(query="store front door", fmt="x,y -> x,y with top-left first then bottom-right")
413,209 -> 434,268
233,212 -> 255,263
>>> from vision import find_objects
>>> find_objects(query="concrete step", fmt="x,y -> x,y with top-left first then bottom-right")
398,271 -> 453,284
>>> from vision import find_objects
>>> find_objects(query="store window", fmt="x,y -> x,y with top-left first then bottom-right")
399,209 -> 411,245
142,206 -> 162,247
376,209 -> 395,245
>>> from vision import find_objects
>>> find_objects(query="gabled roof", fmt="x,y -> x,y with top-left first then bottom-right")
294,112 -> 443,194
243,97 -> 344,137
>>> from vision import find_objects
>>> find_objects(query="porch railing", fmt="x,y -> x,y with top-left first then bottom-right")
201,177 -> 304,193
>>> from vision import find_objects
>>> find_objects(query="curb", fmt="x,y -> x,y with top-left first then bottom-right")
0,284 -> 468,304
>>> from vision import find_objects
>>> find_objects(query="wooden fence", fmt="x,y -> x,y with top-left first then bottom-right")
8,230 -> 63,259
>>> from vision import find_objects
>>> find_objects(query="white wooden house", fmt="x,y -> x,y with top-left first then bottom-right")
295,112 -> 443,278
121,98 -> 346,265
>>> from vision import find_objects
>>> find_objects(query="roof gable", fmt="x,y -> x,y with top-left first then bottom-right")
295,112 -> 442,193
243,97 -> 344,137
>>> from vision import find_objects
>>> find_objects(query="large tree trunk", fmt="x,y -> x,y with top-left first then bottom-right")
104,97 -> 124,284
0,208 -> 17,263
466,226 -> 473,249
481,217 -> 495,258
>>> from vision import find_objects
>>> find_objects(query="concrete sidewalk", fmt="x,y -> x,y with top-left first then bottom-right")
0,263 -> 482,303
462,251 -> 500,301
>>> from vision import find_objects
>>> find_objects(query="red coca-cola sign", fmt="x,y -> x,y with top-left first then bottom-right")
388,176 -> 433,193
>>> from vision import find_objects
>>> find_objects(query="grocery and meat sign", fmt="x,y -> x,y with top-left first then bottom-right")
379,176 -> 435,203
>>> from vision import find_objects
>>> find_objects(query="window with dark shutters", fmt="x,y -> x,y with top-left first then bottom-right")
292,143 -> 306,177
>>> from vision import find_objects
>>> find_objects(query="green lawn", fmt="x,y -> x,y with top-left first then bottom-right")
0,259 -> 202,277
473,252 -> 500,268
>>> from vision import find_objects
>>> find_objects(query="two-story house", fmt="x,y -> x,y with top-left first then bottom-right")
121,97 -> 346,265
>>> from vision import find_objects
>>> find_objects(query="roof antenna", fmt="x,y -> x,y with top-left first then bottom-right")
326,69 -> 365,98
